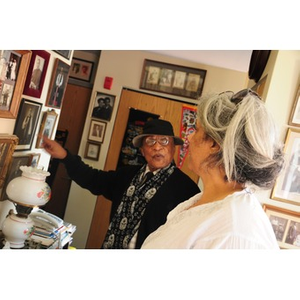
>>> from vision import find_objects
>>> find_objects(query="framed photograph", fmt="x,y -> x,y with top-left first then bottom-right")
0,154 -> 31,200
140,59 -> 207,99
28,153 -> 41,168
288,84 -> 300,127
13,98 -> 42,151
45,58 -> 70,109
84,141 -> 101,161
91,91 -> 115,121
271,128 -> 300,206
0,135 -> 18,188
69,58 -> 94,82
35,109 -> 58,148
23,50 -> 50,99
0,50 -> 31,119
263,204 -> 300,249
54,50 -> 72,60
88,119 -> 106,143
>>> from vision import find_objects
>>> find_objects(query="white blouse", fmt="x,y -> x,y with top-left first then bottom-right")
142,189 -> 279,249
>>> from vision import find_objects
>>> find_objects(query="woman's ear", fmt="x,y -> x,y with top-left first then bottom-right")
211,139 -> 220,153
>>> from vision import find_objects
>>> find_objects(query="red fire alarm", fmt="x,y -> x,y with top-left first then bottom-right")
104,76 -> 113,90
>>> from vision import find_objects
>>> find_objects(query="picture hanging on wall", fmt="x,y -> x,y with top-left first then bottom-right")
88,119 -> 106,143
84,141 -> 101,161
91,91 -> 115,122
271,128 -> 300,206
69,58 -> 93,82
46,58 -> 70,109
23,50 -> 50,99
288,84 -> 300,127
0,134 -> 18,189
140,59 -> 207,99
0,50 -> 32,119
0,154 -> 31,200
13,98 -> 42,151
263,204 -> 300,249
54,50 -> 72,60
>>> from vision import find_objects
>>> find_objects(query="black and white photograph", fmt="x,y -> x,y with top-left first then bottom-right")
13,98 -> 42,151
23,50 -> 50,99
91,92 -> 115,121
271,128 -> 300,206
88,119 -> 106,143
0,154 -> 30,200
264,204 -> 300,249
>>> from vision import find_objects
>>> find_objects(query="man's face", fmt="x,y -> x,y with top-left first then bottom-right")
140,135 -> 175,172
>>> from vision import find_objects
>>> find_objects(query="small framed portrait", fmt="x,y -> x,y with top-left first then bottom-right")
0,134 -> 18,188
0,154 -> 31,200
69,58 -> 94,82
271,128 -> 300,206
13,98 -> 42,151
36,109 -> 58,148
288,84 -> 300,127
263,204 -> 300,249
88,119 -> 106,143
91,91 -> 115,121
84,141 -> 101,161
23,50 -> 50,99
0,50 -> 31,119
46,58 -> 70,109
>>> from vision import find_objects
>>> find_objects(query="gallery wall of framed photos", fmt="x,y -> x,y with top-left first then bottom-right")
0,50 -> 73,199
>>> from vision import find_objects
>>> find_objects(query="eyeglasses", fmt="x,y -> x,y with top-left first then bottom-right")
144,136 -> 170,146
219,89 -> 261,105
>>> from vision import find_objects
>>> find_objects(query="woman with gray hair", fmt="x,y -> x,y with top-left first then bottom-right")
142,89 -> 284,249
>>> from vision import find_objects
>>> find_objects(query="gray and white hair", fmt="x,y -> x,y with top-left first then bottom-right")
197,91 -> 284,189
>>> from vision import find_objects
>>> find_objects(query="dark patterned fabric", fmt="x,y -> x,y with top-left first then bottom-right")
102,163 -> 175,249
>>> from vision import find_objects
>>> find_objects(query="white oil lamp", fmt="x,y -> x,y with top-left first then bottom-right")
2,166 -> 51,249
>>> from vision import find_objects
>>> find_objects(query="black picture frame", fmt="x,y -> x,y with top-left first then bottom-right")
54,50 -> 72,60
69,58 -> 94,82
45,58 -> 70,109
140,59 -> 207,99
13,98 -> 42,151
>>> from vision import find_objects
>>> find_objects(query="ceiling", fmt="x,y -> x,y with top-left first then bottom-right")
148,50 -> 253,73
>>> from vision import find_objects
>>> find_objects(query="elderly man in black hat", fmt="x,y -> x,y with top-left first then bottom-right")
42,119 -> 200,248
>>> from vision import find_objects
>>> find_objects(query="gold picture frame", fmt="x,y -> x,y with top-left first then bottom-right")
263,204 -> 300,249
288,84 -> 300,127
0,50 -> 32,119
271,128 -> 300,206
36,109 -> 58,148
0,135 -> 19,188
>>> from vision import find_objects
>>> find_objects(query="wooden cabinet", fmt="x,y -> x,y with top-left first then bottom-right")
86,89 -> 198,248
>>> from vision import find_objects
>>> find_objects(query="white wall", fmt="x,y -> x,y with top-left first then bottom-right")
64,50 -> 249,248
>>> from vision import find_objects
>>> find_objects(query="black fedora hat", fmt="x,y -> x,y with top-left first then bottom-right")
132,119 -> 183,147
